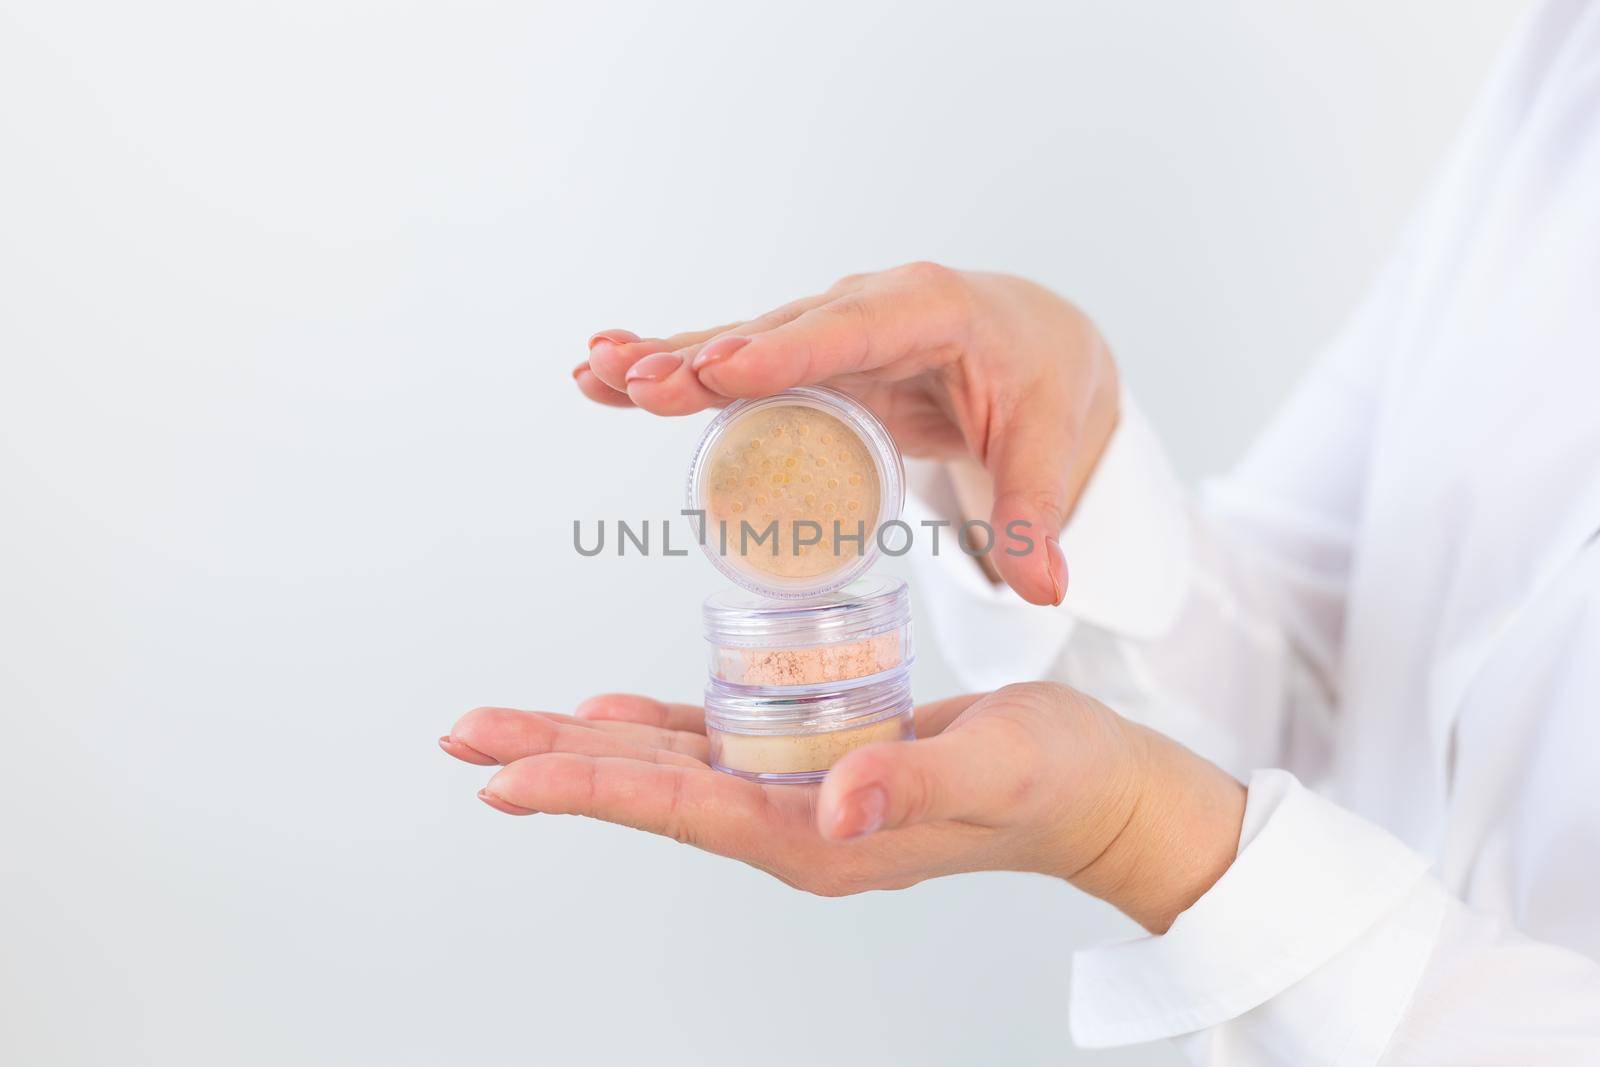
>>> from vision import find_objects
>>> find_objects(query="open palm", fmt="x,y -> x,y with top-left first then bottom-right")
440,685 -> 1140,897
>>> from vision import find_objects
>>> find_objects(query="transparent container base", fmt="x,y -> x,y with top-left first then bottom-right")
709,762 -> 833,785
705,708 -> 913,784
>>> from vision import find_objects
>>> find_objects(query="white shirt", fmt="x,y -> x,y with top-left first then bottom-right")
908,1 -> 1600,1062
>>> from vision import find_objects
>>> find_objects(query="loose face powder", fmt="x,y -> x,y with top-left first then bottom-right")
710,714 -> 911,777
704,405 -> 881,579
688,387 -> 905,598
702,575 -> 913,689
717,631 -> 904,688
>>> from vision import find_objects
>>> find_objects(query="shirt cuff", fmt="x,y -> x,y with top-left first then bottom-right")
1069,770 -> 1434,1053
905,391 -> 1191,691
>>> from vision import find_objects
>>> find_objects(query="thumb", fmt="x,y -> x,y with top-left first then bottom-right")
816,719 -> 1032,840
984,387 -> 1077,607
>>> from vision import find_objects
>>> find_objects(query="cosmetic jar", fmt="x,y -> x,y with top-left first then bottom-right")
686,386 -> 906,599
704,670 -> 914,783
702,575 -> 912,689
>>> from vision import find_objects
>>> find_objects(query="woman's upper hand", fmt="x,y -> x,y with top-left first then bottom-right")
573,264 -> 1121,606
440,684 -> 1244,933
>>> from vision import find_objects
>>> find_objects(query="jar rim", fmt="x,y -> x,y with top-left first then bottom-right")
703,670 -> 913,733
702,575 -> 910,648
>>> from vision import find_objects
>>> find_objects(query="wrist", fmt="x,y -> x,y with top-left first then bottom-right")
1066,721 -> 1246,934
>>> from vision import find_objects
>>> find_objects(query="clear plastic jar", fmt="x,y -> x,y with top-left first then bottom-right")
685,386 -> 905,599
704,670 -> 914,783
702,575 -> 913,690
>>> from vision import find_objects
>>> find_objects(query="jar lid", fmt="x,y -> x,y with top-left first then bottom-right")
685,386 -> 906,599
703,670 -> 913,734
703,575 -> 910,649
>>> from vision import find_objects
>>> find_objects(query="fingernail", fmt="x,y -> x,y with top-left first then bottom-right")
571,361 -> 591,380
439,735 -> 498,765
1046,536 -> 1067,606
691,335 -> 751,371
834,785 -> 888,839
625,352 -> 682,383
588,329 -> 640,350
478,788 -> 537,816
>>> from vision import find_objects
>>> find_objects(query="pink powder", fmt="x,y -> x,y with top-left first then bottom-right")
713,630 -> 905,686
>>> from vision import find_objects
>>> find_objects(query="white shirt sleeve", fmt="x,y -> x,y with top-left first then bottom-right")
909,374 -> 1600,1059
1070,771 -> 1600,1066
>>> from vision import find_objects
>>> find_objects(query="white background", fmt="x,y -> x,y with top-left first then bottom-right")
0,2 -> 1525,1064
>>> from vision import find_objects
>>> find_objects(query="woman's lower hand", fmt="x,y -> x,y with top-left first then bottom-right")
575,264 -> 1121,606
440,684 -> 1244,933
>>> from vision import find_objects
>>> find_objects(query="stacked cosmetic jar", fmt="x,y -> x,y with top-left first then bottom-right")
686,387 -> 916,783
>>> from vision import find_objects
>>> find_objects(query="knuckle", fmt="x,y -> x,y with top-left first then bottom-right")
521,715 -> 560,754
746,304 -> 802,333
576,693 -> 657,724
1005,754 -> 1042,809
660,773 -> 696,846
894,259 -> 948,279
1032,486 -> 1071,521
996,486 -> 1071,531
991,682 -> 1068,723
891,260 -> 971,342
572,695 -> 608,720
893,259 -> 958,291
994,680 -> 1054,702
900,766 -> 937,825
817,294 -> 873,328
969,700 -> 1047,806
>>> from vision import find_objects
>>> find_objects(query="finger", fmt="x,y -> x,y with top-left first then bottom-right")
815,714 -> 1035,840
575,717 -> 711,762
623,348 -> 727,416
691,265 -> 968,398
576,693 -> 707,735
483,753 -> 775,859
587,324 -> 738,392
441,708 -> 708,763
912,693 -> 986,738
589,336 -> 675,392
572,362 -> 635,408
624,300 -> 824,416
584,329 -> 644,390
444,706 -> 704,767
985,384 -> 1079,606
669,295 -> 826,368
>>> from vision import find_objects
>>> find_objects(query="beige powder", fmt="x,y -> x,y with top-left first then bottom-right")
711,713 -> 912,776
703,404 -> 881,580
713,630 -> 904,686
